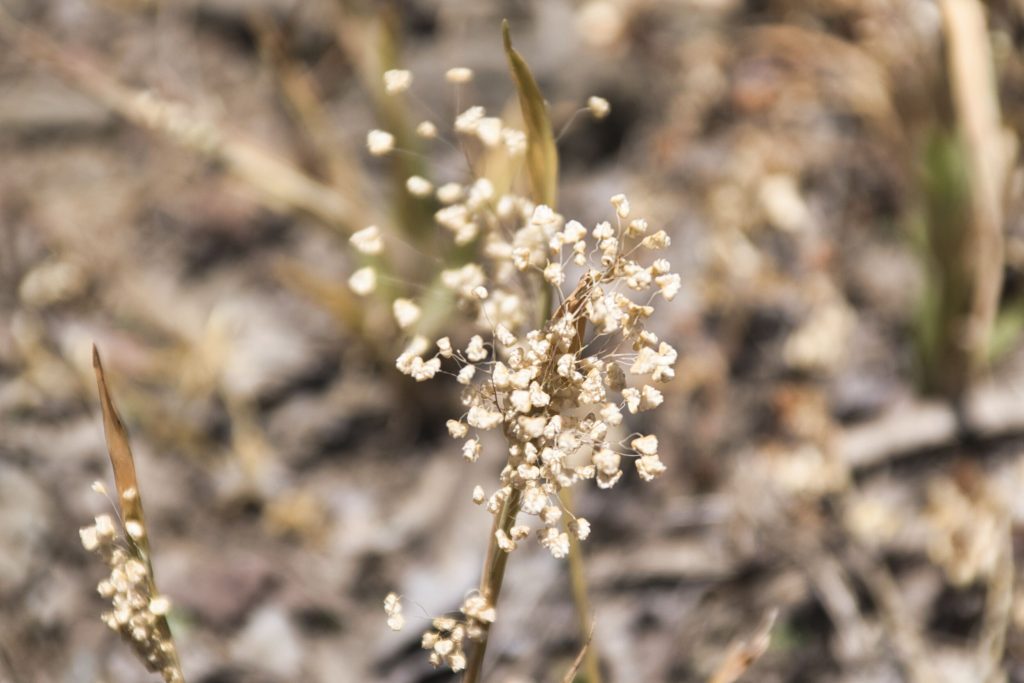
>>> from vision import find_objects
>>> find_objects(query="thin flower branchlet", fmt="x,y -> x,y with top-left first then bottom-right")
372,65 -> 674,675
80,484 -> 183,683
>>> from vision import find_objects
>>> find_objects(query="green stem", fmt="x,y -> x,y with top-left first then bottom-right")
464,487 -> 522,683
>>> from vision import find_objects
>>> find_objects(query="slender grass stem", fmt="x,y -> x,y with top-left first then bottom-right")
464,487 -> 522,683
559,487 -> 601,683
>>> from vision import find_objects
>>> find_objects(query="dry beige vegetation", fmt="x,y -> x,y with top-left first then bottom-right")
4,1 -> 1024,682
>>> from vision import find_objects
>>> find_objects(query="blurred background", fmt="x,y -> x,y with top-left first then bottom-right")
4,0 -> 1024,681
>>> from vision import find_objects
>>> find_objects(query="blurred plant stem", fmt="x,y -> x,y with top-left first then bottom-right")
0,5 -> 359,236
464,488 -> 522,683
560,488 -> 601,683
334,3 -> 435,245
250,10 -> 360,193
502,19 -> 601,682
913,0 -> 1014,398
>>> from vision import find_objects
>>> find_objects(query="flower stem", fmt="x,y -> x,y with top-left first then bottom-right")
559,487 -> 601,683
464,487 -> 522,683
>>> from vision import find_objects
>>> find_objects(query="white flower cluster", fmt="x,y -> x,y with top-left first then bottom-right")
394,192 -> 677,558
385,191 -> 677,668
383,592 -> 495,673
373,66 -> 673,672
80,487 -> 182,683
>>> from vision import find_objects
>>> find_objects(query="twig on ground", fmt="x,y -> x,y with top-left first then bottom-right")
844,537 -> 940,683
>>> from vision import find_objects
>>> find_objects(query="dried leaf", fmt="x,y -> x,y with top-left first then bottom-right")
502,19 -> 558,208
92,345 -> 147,548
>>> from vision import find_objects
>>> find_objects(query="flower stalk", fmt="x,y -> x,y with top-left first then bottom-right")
464,487 -> 523,683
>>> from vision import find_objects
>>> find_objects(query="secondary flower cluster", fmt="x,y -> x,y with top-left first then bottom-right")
80,485 -> 182,683
385,592 -> 497,673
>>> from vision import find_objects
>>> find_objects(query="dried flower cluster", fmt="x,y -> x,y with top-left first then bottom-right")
369,64 -> 677,673
385,592 -> 497,672
396,195 -> 677,553
80,484 -> 182,683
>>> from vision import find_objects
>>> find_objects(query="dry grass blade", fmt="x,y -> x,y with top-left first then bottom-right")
502,19 -> 558,208
90,345 -> 185,682
561,622 -> 595,683
92,344 -> 147,547
940,0 -> 1014,368
707,608 -> 777,683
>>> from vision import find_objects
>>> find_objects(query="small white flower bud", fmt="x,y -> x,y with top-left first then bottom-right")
406,175 -> 434,197
383,69 -> 413,94
476,117 -> 503,147
572,517 -> 591,540
466,335 -> 487,362
80,525 -> 99,551
446,67 -> 474,84
641,230 -> 671,250
367,129 -> 395,156
416,120 -> 438,138
94,514 -> 116,540
447,420 -> 468,438
125,519 -> 145,540
631,434 -> 659,456
347,266 -> 376,296
350,225 -> 383,255
436,182 -> 464,204
495,529 -> 516,552
392,298 -> 421,329
436,337 -> 453,358
462,438 -> 481,462
457,365 -> 476,384
588,96 -> 610,119
149,595 -> 171,616
636,454 -> 667,481
610,193 -> 630,218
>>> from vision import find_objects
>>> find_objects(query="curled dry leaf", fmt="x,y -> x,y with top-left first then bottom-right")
92,344 -> 147,549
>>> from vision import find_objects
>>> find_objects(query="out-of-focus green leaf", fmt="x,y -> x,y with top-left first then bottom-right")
912,130 -> 973,396
502,19 -> 558,208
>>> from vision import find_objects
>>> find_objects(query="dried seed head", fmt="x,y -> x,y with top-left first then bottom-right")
149,595 -> 171,616
348,267 -> 377,296
350,225 -> 383,255
588,95 -> 610,119
367,129 -> 395,156
392,299 -> 422,330
81,495 -> 182,680
416,120 -> 438,138
383,69 -> 413,95
445,67 -> 474,83
384,592 -> 405,631
124,519 -> 145,540
406,175 -> 434,198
